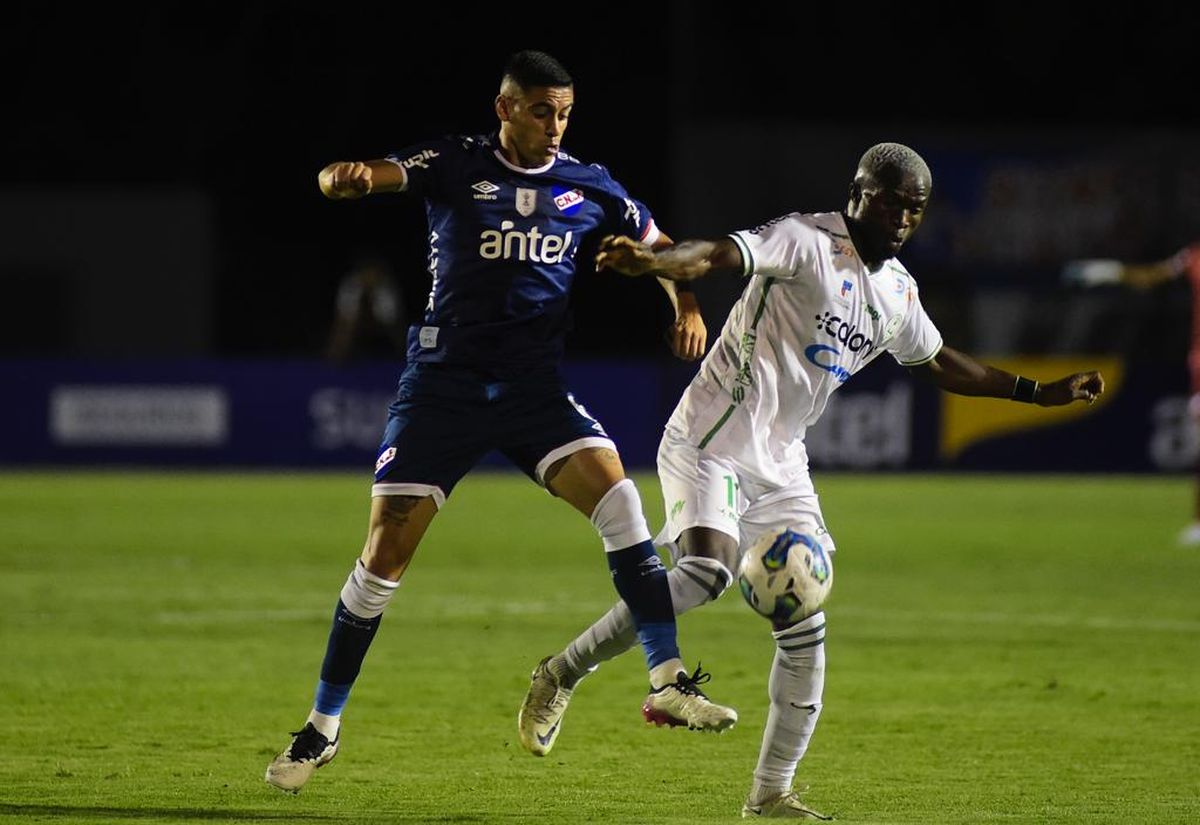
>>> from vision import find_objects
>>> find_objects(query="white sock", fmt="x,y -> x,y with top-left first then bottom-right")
306,709 -> 341,740
561,555 -> 733,684
751,611 -> 826,800
649,658 -> 685,689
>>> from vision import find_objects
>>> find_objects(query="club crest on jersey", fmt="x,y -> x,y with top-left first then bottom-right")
516,188 -> 538,217
553,188 -> 585,212
881,314 -> 903,345
840,279 -> 853,297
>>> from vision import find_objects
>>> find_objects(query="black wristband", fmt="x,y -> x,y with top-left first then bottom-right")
1012,376 -> 1039,404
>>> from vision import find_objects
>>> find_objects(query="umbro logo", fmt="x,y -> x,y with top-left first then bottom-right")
471,180 -> 499,201
638,556 -> 666,575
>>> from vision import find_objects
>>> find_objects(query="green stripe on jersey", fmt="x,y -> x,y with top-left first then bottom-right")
699,277 -> 777,449
751,277 -> 775,328
698,403 -> 737,449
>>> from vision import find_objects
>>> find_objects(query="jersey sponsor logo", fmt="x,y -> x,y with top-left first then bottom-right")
471,180 -> 499,201
516,188 -> 538,217
426,231 -> 440,310
814,311 -> 875,355
401,148 -> 440,170
478,221 -> 575,264
805,344 -> 852,383
729,331 -> 758,402
622,197 -> 641,228
553,188 -> 585,211
865,303 -> 880,321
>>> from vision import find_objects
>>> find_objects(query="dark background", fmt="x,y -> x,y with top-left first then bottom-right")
3,3 -> 1197,360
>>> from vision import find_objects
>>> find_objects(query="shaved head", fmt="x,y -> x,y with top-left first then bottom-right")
854,142 -> 932,192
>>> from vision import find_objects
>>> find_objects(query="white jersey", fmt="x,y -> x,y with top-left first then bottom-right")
665,211 -> 943,486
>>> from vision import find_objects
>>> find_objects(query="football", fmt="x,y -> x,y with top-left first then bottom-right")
737,527 -> 833,624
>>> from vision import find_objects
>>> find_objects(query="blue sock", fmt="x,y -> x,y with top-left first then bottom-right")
606,541 -> 680,669
313,599 -> 381,716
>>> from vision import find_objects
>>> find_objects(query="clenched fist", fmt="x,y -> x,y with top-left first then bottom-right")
319,162 -> 374,199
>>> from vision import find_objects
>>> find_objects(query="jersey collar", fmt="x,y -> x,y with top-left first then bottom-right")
492,148 -> 557,175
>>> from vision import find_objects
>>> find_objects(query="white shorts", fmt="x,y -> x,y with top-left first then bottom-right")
655,429 -> 836,562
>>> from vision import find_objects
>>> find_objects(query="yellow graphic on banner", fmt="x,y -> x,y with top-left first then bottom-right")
940,357 -> 1123,462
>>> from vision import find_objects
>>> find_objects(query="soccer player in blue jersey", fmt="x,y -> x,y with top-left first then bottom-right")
265,50 -> 734,793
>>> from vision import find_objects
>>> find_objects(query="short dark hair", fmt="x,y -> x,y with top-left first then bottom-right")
502,50 -> 573,90
856,142 -> 932,190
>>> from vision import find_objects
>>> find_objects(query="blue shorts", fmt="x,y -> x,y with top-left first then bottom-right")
371,362 -> 615,506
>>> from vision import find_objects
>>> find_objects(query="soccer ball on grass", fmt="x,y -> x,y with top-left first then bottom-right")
737,527 -> 833,624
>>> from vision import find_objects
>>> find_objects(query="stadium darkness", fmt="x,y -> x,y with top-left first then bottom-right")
3,4 -> 1196,360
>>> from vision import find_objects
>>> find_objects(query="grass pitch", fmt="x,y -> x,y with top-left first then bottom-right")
1,470 -> 1197,824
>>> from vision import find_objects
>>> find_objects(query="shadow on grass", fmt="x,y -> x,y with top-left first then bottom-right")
0,805 -> 513,822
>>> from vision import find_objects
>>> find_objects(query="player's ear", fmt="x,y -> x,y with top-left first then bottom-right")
495,94 -> 511,122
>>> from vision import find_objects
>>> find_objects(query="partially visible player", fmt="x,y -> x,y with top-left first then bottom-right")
1065,246 -> 1200,545
519,143 -> 1105,819
265,50 -> 733,794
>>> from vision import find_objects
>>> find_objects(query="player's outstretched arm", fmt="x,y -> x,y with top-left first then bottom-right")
911,345 -> 1105,406
596,235 -> 743,282
1062,256 -> 1182,290
317,160 -> 407,200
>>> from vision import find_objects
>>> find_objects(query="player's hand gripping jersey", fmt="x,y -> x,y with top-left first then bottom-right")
667,212 -> 943,485
386,134 -> 659,371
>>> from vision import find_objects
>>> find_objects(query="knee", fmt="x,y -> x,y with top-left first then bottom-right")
363,496 -> 430,579
678,527 -> 740,575
361,535 -> 413,580
361,530 -> 414,579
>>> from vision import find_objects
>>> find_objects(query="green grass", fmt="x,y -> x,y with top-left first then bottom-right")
1,471 -> 1197,824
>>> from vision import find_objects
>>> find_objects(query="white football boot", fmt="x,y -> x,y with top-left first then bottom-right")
518,656 -> 575,756
265,722 -> 339,793
641,665 -> 737,731
741,789 -> 833,820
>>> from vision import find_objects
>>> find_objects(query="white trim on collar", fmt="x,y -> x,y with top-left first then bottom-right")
493,148 -> 557,175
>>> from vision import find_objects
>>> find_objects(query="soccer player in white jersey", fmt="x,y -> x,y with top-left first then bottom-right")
517,143 -> 1106,819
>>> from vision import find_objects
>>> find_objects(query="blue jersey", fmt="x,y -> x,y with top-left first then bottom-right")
385,133 -> 657,371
